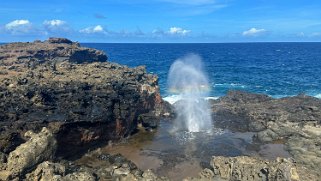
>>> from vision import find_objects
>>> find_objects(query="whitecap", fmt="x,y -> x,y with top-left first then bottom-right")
163,95 -> 220,104
163,95 -> 182,104
314,94 -> 321,99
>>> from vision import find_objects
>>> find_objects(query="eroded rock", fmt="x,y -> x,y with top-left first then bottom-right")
0,38 -> 164,158
25,161 -> 65,181
4,127 -> 56,178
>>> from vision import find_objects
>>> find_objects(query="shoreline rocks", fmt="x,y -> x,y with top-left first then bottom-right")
0,38 -> 320,180
0,38 -> 164,157
210,90 -> 321,179
184,156 -> 318,181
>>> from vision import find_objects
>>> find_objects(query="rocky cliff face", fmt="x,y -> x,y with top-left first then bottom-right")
0,38 -> 163,157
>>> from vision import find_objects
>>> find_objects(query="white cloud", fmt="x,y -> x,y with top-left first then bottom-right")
5,19 -> 32,34
43,20 -> 69,33
242,28 -> 267,37
43,20 -> 66,27
168,27 -> 191,36
80,25 -> 105,34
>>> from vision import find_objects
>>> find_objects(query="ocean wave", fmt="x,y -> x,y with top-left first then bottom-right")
313,94 -> 321,99
163,95 -> 183,104
163,93 -> 321,104
163,95 -> 219,104
214,83 -> 246,88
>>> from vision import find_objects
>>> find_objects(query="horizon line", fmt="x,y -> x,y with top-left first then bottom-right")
1,41 -> 321,44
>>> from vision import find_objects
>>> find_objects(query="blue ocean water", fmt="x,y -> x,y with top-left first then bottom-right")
88,43 -> 321,99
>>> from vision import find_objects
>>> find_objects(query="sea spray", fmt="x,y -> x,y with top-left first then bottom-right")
167,54 -> 212,133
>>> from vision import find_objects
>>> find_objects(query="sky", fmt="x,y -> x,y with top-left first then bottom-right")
1,0 -> 321,43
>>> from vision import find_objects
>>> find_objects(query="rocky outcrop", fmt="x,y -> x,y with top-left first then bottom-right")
0,38 -> 163,157
0,127 -> 56,179
211,90 -> 321,133
185,156 -> 318,181
25,161 -> 66,181
210,90 -> 321,178
0,37 -> 107,67
22,150 -> 168,181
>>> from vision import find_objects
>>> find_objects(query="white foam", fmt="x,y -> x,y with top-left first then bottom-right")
163,95 -> 182,104
214,83 -> 245,88
205,97 -> 220,100
163,95 -> 220,104
314,94 -> 321,99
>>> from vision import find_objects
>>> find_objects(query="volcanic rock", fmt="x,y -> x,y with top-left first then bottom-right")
1,127 -> 56,179
0,38 -> 163,157
211,90 -> 321,178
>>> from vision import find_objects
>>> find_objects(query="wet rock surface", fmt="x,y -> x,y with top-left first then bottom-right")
211,90 -> 321,179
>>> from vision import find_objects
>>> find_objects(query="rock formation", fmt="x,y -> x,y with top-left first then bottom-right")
211,90 -> 321,179
0,38 -> 164,157
0,127 -> 56,180
185,156 -> 318,181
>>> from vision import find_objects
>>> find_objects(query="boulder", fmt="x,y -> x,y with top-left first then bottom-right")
5,127 -> 56,178
25,161 -> 65,181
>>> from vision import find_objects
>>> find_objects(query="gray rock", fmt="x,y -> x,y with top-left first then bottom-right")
113,167 -> 130,176
25,161 -> 65,181
63,172 -> 96,181
5,127 -> 57,178
210,156 -> 301,181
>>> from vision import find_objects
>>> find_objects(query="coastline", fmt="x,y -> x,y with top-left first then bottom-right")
0,38 -> 320,181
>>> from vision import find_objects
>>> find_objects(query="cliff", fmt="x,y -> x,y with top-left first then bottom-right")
0,38 -> 163,157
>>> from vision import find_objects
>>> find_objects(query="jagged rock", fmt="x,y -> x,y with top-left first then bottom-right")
0,37 -> 107,66
0,38 -> 164,158
212,90 -> 321,132
4,127 -> 56,178
211,156 -> 301,181
138,112 -> 160,129
113,167 -> 131,176
211,91 -> 321,177
46,37 -> 73,44
183,168 -> 215,181
25,161 -> 65,181
63,171 -> 96,181
184,156 -> 319,181
142,169 -> 169,181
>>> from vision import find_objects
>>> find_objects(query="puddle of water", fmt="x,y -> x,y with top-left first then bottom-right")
92,120 -> 290,180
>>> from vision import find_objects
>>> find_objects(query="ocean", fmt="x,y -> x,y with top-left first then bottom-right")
83,43 -> 321,100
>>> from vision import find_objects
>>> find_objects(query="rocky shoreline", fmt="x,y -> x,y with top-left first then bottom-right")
0,38 -> 320,181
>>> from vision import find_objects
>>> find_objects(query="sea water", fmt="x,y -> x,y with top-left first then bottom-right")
84,42 -> 321,100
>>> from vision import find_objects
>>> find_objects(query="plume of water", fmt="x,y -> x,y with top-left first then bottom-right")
167,54 -> 212,133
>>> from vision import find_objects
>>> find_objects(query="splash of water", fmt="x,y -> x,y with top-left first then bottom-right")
167,54 -> 212,133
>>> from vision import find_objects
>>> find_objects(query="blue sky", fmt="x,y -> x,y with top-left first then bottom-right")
1,0 -> 321,42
